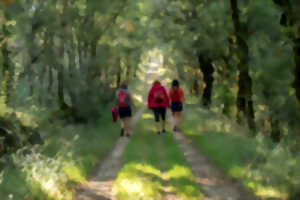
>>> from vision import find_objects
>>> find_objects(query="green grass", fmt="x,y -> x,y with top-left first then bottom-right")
0,106 -> 120,200
113,110 -> 204,200
181,104 -> 297,200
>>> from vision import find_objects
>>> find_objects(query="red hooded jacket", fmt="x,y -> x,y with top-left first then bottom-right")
148,84 -> 170,109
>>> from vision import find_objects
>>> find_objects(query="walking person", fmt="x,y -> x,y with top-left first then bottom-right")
169,79 -> 184,132
115,82 -> 134,137
148,80 -> 170,135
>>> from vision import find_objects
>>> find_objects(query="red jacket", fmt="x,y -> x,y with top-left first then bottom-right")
148,84 -> 170,109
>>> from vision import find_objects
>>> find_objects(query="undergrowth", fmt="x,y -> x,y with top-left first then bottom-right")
0,105 -> 120,200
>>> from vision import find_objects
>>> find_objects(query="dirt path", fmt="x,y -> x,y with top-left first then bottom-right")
172,130 -> 258,200
74,63 -> 158,200
74,106 -> 145,200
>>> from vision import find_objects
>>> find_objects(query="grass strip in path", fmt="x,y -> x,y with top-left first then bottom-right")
113,110 -> 204,200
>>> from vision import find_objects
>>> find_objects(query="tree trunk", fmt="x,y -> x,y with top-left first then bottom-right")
273,0 -> 300,108
193,78 -> 199,96
58,6 -> 68,110
294,37 -> 300,106
230,0 -> 255,130
1,24 -> 12,105
116,57 -> 122,88
125,64 -> 130,82
292,1 -> 300,106
67,39 -> 78,108
198,55 -> 214,108
88,39 -> 98,79
1,39 -> 10,104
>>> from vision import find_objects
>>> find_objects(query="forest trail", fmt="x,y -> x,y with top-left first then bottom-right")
171,129 -> 258,200
74,106 -> 146,200
74,64 -> 259,200
74,64 -> 159,200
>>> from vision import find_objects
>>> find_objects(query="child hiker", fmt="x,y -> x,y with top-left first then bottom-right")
147,80 -> 170,135
115,82 -> 134,137
169,79 -> 184,132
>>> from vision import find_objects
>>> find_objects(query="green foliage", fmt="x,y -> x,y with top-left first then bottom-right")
1,0 -> 300,199
0,107 -> 120,200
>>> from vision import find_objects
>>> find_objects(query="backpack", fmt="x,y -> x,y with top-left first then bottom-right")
153,89 -> 165,103
117,91 -> 130,107
170,88 -> 181,102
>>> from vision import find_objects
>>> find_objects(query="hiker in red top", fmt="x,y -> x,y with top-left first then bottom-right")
169,79 -> 184,132
115,82 -> 134,137
148,80 -> 170,135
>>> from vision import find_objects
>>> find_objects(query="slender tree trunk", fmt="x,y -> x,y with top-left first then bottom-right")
116,57 -> 122,88
88,39 -> 97,79
48,66 -> 53,92
67,39 -> 78,108
193,78 -> 199,96
292,1 -> 300,106
1,40 -> 10,104
125,63 -> 130,82
230,0 -> 255,130
198,55 -> 214,108
58,6 -> 68,110
294,37 -> 300,105
1,24 -> 12,105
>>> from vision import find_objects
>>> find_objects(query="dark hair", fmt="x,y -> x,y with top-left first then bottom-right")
153,80 -> 161,86
172,79 -> 179,87
120,82 -> 128,89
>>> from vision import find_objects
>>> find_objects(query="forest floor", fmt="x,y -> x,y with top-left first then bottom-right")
73,64 -> 258,200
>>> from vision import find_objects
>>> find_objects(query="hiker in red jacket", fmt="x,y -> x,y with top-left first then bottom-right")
169,79 -> 185,132
115,82 -> 134,137
148,80 -> 170,135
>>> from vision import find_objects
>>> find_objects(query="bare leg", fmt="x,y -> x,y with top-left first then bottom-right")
123,117 -> 131,136
121,119 -> 125,129
177,112 -> 182,130
120,118 -> 125,136
155,121 -> 161,132
173,112 -> 179,131
162,120 -> 166,131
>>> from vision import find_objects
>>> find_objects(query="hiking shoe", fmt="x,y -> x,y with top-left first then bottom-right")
173,126 -> 177,132
162,129 -> 166,134
157,131 -> 161,135
120,128 -> 124,136
126,133 -> 131,137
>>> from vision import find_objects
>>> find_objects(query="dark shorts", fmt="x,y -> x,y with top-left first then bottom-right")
118,106 -> 132,118
152,107 -> 166,122
171,102 -> 183,112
